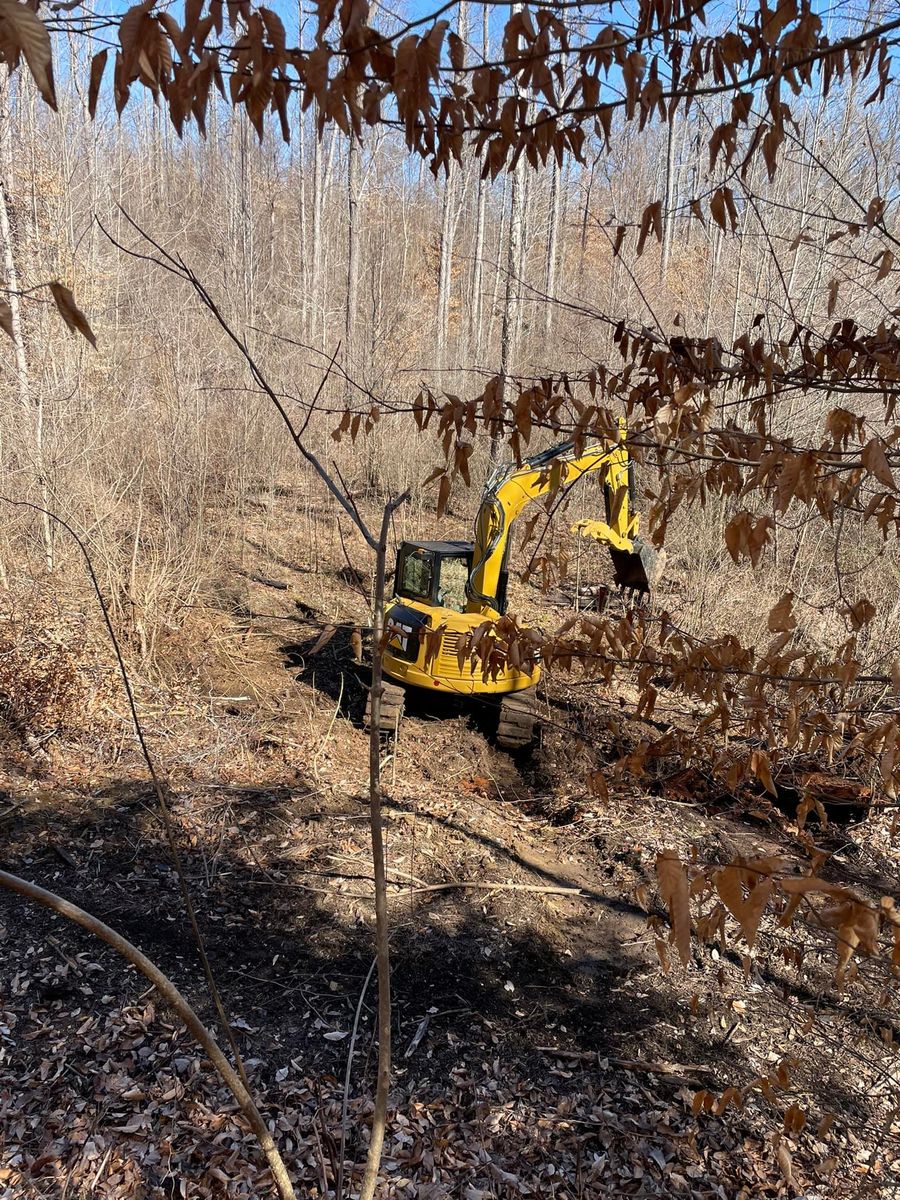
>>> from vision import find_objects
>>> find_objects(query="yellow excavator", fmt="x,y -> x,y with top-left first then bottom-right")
368,426 -> 660,747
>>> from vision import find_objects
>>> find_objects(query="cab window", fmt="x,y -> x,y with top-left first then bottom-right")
398,548 -> 433,601
437,555 -> 469,612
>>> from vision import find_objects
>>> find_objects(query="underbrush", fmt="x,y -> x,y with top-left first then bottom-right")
0,587 -> 121,755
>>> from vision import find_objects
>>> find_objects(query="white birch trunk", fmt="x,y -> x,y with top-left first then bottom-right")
345,130 -> 361,385
468,3 -> 490,359
660,116 -> 677,284
0,69 -> 53,570
436,162 -> 456,363
436,2 -> 467,368
543,152 -> 562,336
500,156 -> 525,379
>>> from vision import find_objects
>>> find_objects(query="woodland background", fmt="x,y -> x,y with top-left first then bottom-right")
1,0 -> 900,1197
3,1 -> 898,669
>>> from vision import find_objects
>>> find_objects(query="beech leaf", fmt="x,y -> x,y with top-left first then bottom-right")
48,281 -> 97,348
88,48 -> 108,119
0,299 -> 12,341
767,591 -> 796,633
861,437 -> 895,490
656,849 -> 691,967
0,0 -> 56,109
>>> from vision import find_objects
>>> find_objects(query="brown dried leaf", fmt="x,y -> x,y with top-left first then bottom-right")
767,591 -> 796,633
88,48 -> 107,119
817,1112 -> 836,1139
655,849 -> 691,967
821,899 -> 878,984
586,769 -> 608,801
436,473 -> 451,519
0,0 -> 56,108
308,624 -> 337,655
0,298 -> 12,340
47,282 -> 97,348
861,437 -> 895,490
827,277 -> 839,315
654,937 -> 670,974
635,200 -> 662,256
784,1102 -> 807,1136
750,749 -> 776,796
776,1141 -> 794,1186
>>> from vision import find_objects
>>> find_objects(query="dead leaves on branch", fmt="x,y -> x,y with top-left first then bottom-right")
454,597 -> 900,810
4,0 -> 897,192
655,848 -> 895,987
396,310 -> 900,558
0,0 -> 56,109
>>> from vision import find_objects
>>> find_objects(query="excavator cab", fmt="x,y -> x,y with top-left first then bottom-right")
380,537 -> 534,710
394,540 -> 511,616
395,541 -> 473,613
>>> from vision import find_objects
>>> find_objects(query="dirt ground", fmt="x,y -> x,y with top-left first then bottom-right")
1,494 -> 899,1198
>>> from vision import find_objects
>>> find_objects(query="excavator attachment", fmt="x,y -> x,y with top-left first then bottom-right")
574,520 -> 664,600
608,537 -> 663,598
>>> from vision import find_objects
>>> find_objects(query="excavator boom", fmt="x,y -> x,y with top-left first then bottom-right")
466,428 -> 656,612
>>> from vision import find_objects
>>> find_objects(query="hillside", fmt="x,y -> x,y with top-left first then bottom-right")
1,486 -> 897,1198
2,0 -> 900,1194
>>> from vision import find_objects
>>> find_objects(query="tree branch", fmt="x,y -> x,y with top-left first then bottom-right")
0,868 -> 297,1200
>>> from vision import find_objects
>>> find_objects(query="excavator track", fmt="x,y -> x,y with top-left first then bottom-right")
364,679 -> 405,734
496,688 -> 537,750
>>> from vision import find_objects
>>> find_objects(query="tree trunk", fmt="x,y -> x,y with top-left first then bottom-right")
358,495 -> 406,1200
345,130 -> 361,390
436,162 -> 455,364
0,68 -> 52,570
436,4 -> 465,367
543,150 -> 562,336
468,2 -> 490,360
660,115 -> 677,285
501,161 -> 524,374
311,119 -> 325,348
298,0 -> 309,337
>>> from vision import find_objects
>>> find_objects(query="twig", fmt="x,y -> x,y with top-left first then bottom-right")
337,957 -> 377,1200
249,573 -> 289,591
0,868 -> 296,1200
359,491 -> 409,1200
396,881 -> 583,897
312,674 -> 345,781
536,1047 -> 712,1089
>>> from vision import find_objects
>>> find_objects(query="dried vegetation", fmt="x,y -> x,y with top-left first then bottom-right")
1,0 -> 900,1195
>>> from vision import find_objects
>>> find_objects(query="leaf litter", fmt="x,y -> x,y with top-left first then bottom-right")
1,509 -> 899,1196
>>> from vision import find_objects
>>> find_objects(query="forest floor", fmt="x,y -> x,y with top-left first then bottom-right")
1,489 -> 899,1199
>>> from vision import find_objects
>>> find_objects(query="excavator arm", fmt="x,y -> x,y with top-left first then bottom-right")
465,424 -> 657,614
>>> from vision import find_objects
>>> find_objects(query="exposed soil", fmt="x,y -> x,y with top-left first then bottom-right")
1,492 -> 898,1198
